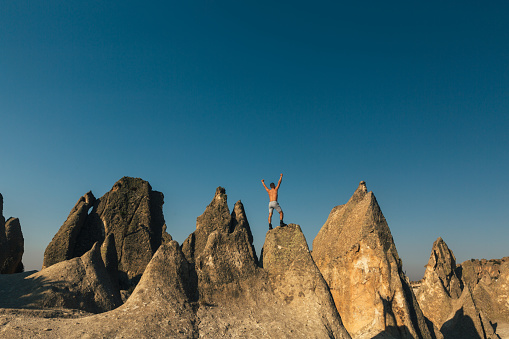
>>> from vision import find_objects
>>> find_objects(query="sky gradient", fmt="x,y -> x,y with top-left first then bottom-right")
1,1 -> 508,280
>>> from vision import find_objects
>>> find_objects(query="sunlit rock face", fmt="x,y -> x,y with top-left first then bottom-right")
313,181 -> 435,339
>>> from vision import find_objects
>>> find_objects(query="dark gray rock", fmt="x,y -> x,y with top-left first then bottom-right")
43,191 -> 96,269
1,218 -> 24,274
0,194 -> 24,274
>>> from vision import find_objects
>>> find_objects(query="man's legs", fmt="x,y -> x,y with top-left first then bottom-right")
278,210 -> 286,227
268,211 -> 273,230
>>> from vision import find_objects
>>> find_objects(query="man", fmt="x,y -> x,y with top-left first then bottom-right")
261,173 -> 287,230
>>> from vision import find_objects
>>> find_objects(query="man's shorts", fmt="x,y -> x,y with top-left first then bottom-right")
268,201 -> 282,214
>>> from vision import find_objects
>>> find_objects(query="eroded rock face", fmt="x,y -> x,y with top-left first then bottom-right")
313,181 -> 435,339
43,177 -> 170,290
0,242 -> 122,313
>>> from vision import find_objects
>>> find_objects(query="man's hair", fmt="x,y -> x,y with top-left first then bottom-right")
270,182 -> 275,189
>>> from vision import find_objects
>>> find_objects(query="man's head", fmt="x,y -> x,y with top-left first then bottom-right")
270,183 -> 275,189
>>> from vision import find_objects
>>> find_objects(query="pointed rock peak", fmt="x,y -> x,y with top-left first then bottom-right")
83,191 -> 95,205
231,200 -> 248,231
429,237 -> 457,270
196,186 -> 231,233
425,236 -> 462,299
347,180 -> 369,205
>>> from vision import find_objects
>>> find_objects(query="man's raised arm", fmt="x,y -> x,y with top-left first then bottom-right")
276,173 -> 283,190
261,179 -> 270,192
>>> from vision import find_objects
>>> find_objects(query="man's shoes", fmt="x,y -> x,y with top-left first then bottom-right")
269,223 -> 273,230
280,220 -> 287,227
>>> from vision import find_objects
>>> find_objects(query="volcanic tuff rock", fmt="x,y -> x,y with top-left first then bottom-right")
43,177 -> 171,290
0,188 -> 351,338
0,193 -> 24,274
313,181 -> 437,339
0,242 -> 122,314
414,237 -> 500,338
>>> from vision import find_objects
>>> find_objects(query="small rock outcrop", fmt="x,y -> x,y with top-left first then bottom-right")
414,237 -> 499,338
43,177 -> 171,290
0,242 -> 122,313
313,181 -> 437,339
0,193 -> 24,274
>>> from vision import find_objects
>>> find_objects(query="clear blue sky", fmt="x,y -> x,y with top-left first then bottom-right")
1,1 -> 508,280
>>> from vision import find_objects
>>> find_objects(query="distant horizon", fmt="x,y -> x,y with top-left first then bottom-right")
3,175 -> 504,282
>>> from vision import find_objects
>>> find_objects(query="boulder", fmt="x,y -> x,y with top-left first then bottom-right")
313,181 -> 437,339
0,242 -> 122,313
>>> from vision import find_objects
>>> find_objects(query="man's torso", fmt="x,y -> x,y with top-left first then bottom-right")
268,188 -> 278,202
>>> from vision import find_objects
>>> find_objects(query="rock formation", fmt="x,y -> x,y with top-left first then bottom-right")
0,193 -> 24,274
42,191 -> 96,269
43,177 -> 171,290
0,188 -> 351,338
460,257 -> 509,326
0,242 -> 122,314
313,181 -> 437,339
415,238 -> 500,338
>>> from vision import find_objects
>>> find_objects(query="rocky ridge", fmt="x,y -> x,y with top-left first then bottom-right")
0,185 -> 351,338
1,179 -> 508,338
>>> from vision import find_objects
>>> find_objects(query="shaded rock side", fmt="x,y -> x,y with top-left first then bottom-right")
313,181 -> 435,339
0,241 -> 197,339
42,191 -> 96,269
1,218 -> 24,274
0,242 -> 122,314
0,194 -> 24,274
459,257 -> 509,326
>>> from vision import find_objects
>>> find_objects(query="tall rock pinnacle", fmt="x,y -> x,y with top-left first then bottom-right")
313,181 -> 436,339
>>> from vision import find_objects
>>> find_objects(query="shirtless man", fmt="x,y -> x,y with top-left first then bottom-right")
261,173 -> 287,230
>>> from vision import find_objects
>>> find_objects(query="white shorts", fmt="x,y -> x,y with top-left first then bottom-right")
268,201 -> 282,214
